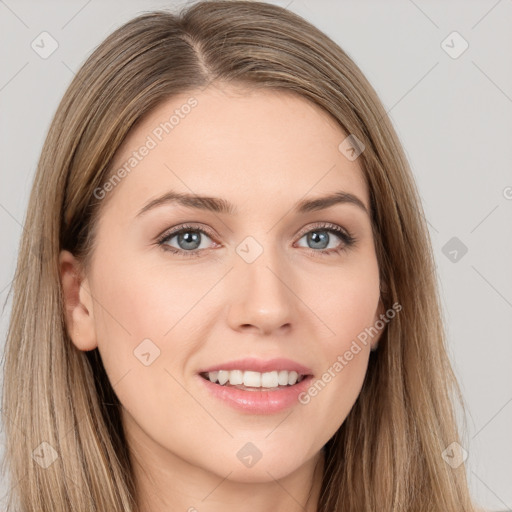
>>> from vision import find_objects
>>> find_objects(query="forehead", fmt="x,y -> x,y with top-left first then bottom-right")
102,84 -> 369,220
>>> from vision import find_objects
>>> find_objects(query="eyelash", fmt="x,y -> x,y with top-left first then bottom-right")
156,222 -> 357,259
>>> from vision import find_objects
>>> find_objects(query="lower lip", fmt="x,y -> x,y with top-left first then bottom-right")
197,374 -> 314,414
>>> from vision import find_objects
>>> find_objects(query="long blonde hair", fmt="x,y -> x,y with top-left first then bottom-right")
1,1 -> 478,510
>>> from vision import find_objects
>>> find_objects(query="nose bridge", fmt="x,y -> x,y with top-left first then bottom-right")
227,233 -> 295,333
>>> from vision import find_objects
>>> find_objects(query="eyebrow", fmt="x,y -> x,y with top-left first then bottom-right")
135,189 -> 369,218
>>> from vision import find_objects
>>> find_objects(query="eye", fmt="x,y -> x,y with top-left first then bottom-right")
157,223 -> 218,258
295,222 -> 356,256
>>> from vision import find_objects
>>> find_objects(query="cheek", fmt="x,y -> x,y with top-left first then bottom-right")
87,257 -> 209,441
307,252 -> 381,345
86,254 -> 181,394
297,254 -> 380,428
88,253 -> 220,410
90,253 -> 209,349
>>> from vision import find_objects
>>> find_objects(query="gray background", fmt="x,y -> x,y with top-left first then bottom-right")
0,1 -> 511,510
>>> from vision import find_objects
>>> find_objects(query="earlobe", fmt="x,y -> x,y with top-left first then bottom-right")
59,250 -> 98,351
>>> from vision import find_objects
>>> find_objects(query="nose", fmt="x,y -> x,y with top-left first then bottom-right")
226,244 -> 296,336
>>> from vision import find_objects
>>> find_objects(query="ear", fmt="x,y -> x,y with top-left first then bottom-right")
59,250 -> 97,351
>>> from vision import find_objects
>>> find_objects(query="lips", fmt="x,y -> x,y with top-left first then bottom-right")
196,357 -> 314,414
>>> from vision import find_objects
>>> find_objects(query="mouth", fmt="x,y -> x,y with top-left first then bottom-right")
197,368 -> 314,414
199,369 -> 311,391
196,357 -> 314,413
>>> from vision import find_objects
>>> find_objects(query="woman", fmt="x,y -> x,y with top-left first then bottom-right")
1,1 -> 480,510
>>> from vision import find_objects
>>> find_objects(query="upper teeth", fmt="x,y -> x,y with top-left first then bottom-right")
205,370 -> 304,388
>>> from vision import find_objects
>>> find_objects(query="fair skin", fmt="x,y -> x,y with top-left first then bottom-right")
60,83 -> 384,512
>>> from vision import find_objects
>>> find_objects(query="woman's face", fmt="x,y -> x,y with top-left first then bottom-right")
61,84 -> 383,486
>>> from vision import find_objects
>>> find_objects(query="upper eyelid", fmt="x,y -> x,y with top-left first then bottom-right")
296,222 -> 349,237
158,223 -> 217,241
